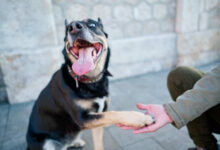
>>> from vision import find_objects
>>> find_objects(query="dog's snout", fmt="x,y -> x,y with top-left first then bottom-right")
69,22 -> 83,33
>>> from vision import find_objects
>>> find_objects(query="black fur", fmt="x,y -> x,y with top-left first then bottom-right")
26,18 -> 110,150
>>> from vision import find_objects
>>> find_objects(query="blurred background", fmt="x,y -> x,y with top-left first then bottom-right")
0,0 -> 220,150
0,0 -> 220,104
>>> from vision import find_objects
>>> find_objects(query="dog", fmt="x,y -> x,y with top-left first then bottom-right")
26,18 -> 154,150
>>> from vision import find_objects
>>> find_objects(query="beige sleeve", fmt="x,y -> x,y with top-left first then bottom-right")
164,64 -> 220,129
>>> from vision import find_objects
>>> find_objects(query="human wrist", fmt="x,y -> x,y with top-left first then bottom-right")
163,106 -> 173,123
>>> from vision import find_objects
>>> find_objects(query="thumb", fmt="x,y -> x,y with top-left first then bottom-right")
136,103 -> 148,110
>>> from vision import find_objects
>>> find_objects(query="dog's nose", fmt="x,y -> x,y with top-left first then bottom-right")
69,22 -> 83,33
75,22 -> 83,30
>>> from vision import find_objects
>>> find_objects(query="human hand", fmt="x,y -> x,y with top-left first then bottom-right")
117,104 -> 173,134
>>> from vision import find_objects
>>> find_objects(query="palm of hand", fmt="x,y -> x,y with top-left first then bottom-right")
118,104 -> 173,134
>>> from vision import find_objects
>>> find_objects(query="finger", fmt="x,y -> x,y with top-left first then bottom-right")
133,124 -> 160,134
116,124 -> 124,127
136,103 -> 149,110
121,126 -> 138,130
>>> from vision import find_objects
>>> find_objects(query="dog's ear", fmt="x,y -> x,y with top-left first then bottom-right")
98,18 -> 102,25
104,32 -> 108,38
64,19 -> 68,42
97,17 -> 104,28
98,18 -> 108,38
65,19 -> 68,26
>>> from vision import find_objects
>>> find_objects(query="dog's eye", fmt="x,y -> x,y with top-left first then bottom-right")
89,23 -> 96,28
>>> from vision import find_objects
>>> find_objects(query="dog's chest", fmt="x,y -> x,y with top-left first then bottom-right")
94,97 -> 106,113
75,96 -> 108,113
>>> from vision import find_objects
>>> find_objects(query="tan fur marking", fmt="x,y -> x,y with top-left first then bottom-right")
75,100 -> 93,109
92,127 -> 104,150
83,111 -> 154,130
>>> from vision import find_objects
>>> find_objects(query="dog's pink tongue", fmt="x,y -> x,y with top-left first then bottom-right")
72,47 -> 95,76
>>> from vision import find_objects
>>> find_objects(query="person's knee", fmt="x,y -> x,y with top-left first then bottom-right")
167,66 -> 186,87
167,66 -> 197,101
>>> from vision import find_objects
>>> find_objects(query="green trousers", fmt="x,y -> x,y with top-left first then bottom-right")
167,66 -> 220,150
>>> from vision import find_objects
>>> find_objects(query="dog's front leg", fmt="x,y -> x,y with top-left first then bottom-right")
92,127 -> 104,150
82,111 -> 154,130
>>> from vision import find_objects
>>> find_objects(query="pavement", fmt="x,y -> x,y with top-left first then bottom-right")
0,62 -> 219,150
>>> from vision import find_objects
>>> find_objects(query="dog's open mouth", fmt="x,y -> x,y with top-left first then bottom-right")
67,39 -> 103,76
69,39 -> 103,60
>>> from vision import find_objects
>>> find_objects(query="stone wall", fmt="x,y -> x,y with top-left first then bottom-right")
0,0 -> 219,103
52,0 -> 177,78
176,0 -> 220,66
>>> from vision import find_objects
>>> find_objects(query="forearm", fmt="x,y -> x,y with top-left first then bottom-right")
164,65 -> 220,128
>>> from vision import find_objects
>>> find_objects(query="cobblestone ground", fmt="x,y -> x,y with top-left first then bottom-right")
0,62 -> 219,150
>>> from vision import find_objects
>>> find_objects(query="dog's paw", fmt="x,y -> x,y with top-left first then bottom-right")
119,111 -> 154,128
70,138 -> 86,148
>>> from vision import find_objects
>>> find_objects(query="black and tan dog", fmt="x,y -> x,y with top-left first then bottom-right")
26,18 -> 153,150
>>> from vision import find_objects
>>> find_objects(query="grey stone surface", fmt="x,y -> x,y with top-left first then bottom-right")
0,0 -> 219,105
176,0 -> 200,32
178,29 -> 220,55
114,4 -> 133,23
123,138 -> 164,150
109,34 -> 176,80
143,21 -> 160,34
153,4 -> 167,19
124,22 -> 142,37
0,62 -> 219,150
0,104 -> 9,149
177,29 -> 220,66
0,48 -> 63,103
134,2 -> 152,21
92,4 -> 112,24
205,0 -> 219,11
178,50 -> 220,66
0,87 -> 8,103
0,66 -> 8,103
0,0 -> 57,52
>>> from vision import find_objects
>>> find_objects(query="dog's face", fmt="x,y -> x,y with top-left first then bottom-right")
64,18 -> 108,78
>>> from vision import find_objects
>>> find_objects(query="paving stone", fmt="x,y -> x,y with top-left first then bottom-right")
3,102 -> 34,141
0,104 -> 9,149
152,126 -> 194,150
107,125 -> 152,147
74,129 -> 122,150
123,138 -> 165,150
1,134 -> 26,150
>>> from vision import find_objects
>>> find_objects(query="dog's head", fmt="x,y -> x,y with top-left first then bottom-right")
63,18 -> 109,79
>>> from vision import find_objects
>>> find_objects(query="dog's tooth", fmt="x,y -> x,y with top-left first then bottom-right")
92,49 -> 96,58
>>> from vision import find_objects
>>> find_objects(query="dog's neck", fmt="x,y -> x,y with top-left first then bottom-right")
67,65 -> 104,87
61,64 -> 109,98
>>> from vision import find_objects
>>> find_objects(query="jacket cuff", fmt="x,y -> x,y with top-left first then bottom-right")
163,103 -> 186,129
